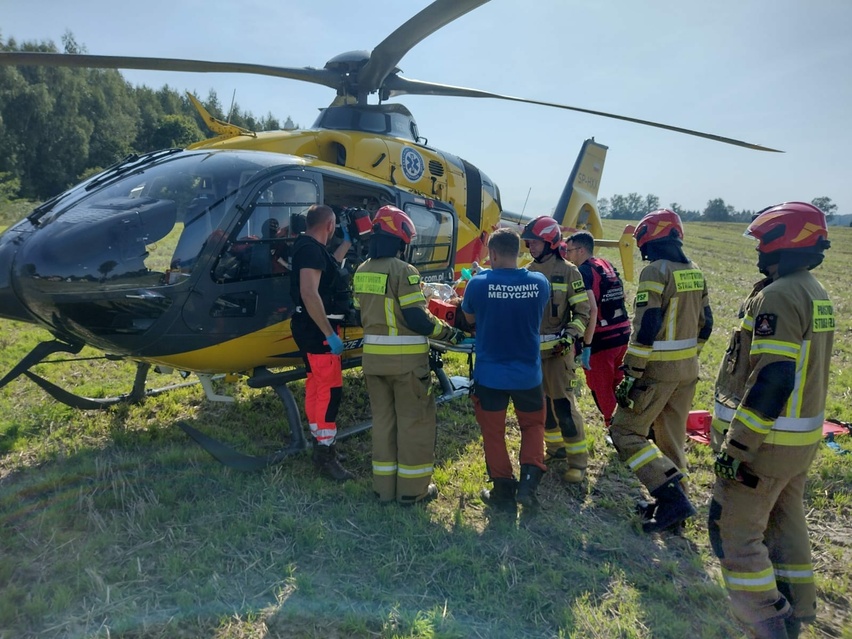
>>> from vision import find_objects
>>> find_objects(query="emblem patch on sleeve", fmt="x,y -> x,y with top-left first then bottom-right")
635,291 -> 649,308
408,275 -> 421,286
572,279 -> 585,292
754,313 -> 777,337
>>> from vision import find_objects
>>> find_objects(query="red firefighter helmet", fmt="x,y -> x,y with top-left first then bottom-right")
746,202 -> 829,254
634,209 -> 684,248
371,205 -> 417,245
521,216 -> 562,249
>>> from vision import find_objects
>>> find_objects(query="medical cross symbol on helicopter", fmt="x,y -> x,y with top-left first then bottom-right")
0,0 -> 779,469
401,148 -> 425,182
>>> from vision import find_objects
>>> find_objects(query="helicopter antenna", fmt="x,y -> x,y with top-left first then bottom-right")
227,89 -> 237,123
521,187 -> 532,216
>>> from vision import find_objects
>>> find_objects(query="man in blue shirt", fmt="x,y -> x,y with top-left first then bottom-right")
462,228 -> 550,513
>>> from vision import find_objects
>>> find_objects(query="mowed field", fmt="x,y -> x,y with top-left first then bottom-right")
0,219 -> 850,639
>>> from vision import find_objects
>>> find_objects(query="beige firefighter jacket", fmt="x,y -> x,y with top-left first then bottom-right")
527,253 -> 591,359
353,256 -> 454,376
714,270 -> 834,477
623,258 -> 710,382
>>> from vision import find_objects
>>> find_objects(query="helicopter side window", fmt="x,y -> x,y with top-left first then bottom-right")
359,111 -> 387,134
404,204 -> 454,274
164,175 -> 236,284
212,177 -> 319,282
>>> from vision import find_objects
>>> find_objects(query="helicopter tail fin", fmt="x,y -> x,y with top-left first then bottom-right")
553,138 -> 634,281
552,138 -> 607,235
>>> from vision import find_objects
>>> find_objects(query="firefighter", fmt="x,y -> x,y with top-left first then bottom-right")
521,216 -> 592,483
353,205 -> 465,505
563,230 -> 631,428
610,209 -> 713,532
708,203 -> 833,639
290,204 -> 354,481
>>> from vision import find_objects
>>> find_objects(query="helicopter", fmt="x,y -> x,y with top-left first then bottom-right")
0,0 -> 779,467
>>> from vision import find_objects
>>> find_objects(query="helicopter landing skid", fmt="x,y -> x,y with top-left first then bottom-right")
181,357 -> 472,472
197,373 -> 235,403
0,339 -> 211,410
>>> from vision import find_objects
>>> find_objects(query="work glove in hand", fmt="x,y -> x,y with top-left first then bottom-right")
448,327 -> 467,345
552,333 -> 574,357
615,375 -> 637,408
326,332 -> 344,355
581,346 -> 592,370
714,452 -> 743,481
341,224 -> 351,243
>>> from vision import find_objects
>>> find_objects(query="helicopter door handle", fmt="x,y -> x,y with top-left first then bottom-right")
125,290 -> 166,300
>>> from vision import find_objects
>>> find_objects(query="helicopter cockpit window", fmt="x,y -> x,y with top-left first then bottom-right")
18,152 -> 279,290
212,177 -> 319,282
404,204 -> 454,273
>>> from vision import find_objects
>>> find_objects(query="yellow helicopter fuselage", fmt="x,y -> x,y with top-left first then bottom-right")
187,104 -> 502,279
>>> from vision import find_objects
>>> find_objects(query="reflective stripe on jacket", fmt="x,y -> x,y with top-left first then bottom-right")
354,257 -> 451,375
714,270 -> 834,477
623,259 -> 709,381
527,253 -> 591,351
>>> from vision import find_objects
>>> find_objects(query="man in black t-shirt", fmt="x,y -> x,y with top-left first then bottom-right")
290,204 -> 354,481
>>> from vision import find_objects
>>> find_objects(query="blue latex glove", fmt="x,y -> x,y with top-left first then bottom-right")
581,346 -> 592,370
341,224 -> 351,243
326,332 -> 344,355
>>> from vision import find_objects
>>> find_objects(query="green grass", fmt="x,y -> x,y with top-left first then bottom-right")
0,220 -> 851,638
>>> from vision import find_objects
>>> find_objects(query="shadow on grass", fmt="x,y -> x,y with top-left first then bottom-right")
0,371 -> 754,639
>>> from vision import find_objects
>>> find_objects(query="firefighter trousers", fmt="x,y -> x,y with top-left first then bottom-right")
365,365 -> 436,503
708,470 -> 816,626
583,343 -> 628,427
471,383 -> 546,480
610,376 -> 696,493
541,355 -> 587,469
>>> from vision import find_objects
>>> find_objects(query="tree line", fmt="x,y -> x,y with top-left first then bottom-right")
1,34 -> 842,227
599,194 -> 839,223
0,33 -> 295,203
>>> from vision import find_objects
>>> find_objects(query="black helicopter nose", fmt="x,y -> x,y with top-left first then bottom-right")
0,225 -> 39,324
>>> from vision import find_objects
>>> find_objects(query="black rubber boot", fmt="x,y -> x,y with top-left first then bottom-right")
516,464 -> 544,507
743,614 -> 790,639
480,477 -> 518,514
400,483 -> 438,506
635,499 -> 657,520
312,443 -> 354,482
784,616 -> 802,639
642,479 -> 696,533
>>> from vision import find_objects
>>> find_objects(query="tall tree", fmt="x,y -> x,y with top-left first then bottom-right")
811,197 -> 837,220
597,197 -> 610,218
703,198 -> 733,222
607,192 -> 658,219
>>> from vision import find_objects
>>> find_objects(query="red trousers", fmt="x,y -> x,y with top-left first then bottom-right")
304,352 -> 343,445
583,344 -> 627,427
472,383 -> 546,479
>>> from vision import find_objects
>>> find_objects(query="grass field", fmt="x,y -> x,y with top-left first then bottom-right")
0,219 -> 850,639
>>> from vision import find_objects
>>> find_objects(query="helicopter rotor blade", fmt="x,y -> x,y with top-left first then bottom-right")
0,52 -> 340,89
358,0 -> 489,93
385,76 -> 783,153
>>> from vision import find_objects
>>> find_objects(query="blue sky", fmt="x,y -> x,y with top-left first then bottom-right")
4,0 -> 851,217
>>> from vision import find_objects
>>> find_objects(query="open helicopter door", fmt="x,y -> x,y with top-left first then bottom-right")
552,138 -> 635,281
